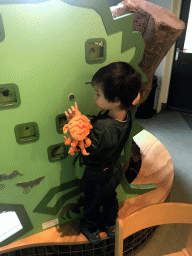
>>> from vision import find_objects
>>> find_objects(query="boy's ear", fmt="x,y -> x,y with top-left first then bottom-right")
132,92 -> 141,106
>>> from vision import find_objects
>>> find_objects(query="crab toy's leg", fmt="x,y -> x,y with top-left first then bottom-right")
84,137 -> 91,148
68,139 -> 79,155
68,146 -> 76,155
71,139 -> 78,148
79,140 -> 89,155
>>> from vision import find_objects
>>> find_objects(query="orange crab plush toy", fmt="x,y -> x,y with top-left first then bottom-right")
63,112 -> 93,156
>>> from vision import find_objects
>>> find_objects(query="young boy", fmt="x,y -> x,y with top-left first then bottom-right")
65,62 -> 141,244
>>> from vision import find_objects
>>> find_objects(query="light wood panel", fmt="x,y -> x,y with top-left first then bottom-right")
164,251 -> 187,256
0,218 -> 109,253
118,130 -> 174,218
115,202 -> 192,256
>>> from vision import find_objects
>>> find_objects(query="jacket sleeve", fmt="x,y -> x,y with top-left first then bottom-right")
85,120 -> 112,155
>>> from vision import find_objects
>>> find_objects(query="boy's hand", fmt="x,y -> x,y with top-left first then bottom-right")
65,102 -> 81,122
132,92 -> 141,106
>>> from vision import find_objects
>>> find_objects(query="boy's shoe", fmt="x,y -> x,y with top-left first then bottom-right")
80,218 -> 101,245
106,225 -> 116,238
98,213 -> 116,238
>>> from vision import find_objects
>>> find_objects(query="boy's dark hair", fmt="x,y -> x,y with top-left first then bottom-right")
91,62 -> 142,109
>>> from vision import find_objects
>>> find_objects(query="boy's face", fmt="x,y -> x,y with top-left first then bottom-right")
93,84 -> 119,110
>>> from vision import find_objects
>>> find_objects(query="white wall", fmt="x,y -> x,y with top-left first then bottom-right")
146,0 -> 172,11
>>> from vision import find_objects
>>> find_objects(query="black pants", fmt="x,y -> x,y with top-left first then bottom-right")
82,166 -> 124,233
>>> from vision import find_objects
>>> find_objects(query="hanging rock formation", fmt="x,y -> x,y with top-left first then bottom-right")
111,0 -> 185,105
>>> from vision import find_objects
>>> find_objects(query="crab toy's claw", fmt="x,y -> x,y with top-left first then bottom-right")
63,136 -> 71,145
63,124 -> 69,134
84,137 -> 91,148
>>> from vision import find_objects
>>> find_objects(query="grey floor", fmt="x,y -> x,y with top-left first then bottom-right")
129,108 -> 192,256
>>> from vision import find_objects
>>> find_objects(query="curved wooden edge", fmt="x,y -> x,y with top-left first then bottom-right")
116,202 -> 192,239
163,251 -> 187,256
163,248 -> 190,256
182,248 -> 191,256
0,218 -> 108,254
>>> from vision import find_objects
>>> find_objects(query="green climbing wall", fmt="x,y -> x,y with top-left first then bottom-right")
0,0 -> 155,247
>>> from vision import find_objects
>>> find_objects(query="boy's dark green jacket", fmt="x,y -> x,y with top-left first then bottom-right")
81,104 -> 137,179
